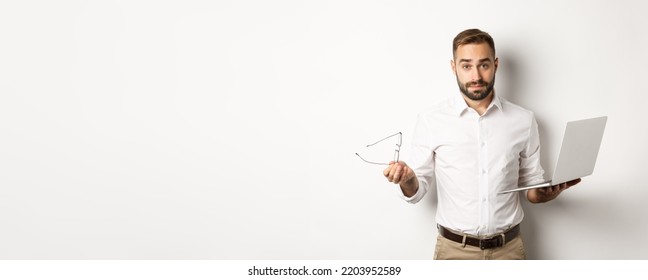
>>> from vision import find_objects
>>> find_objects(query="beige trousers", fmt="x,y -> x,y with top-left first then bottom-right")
433,234 -> 526,260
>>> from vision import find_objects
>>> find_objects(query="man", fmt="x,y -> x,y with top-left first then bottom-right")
383,29 -> 581,260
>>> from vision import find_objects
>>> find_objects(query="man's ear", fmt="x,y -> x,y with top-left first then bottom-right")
494,57 -> 499,72
450,60 -> 456,75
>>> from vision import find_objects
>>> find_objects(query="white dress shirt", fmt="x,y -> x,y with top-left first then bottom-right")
400,93 -> 546,236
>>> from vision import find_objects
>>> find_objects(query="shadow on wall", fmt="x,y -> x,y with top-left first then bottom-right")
496,47 -> 524,105
520,191 -> 638,259
521,199 -> 548,259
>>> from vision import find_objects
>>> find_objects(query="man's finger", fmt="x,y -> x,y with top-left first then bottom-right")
566,178 -> 581,187
383,165 -> 392,177
393,164 -> 402,183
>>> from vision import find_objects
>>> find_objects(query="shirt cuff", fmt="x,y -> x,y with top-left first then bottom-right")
396,179 -> 427,204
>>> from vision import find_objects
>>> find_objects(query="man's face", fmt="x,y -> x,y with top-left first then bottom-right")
451,42 -> 498,101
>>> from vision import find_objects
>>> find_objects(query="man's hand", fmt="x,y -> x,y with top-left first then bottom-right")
383,161 -> 418,197
527,178 -> 581,203
383,161 -> 415,184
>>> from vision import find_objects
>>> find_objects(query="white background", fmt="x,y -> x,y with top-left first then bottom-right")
0,0 -> 646,259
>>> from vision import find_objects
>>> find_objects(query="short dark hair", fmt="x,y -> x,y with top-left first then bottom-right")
452,29 -> 495,58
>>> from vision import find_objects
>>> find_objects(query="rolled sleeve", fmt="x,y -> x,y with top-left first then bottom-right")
396,177 -> 429,204
398,114 -> 436,204
518,114 -> 546,186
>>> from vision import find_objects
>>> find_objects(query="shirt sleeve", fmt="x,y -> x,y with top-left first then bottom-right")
518,113 -> 546,187
397,114 -> 435,204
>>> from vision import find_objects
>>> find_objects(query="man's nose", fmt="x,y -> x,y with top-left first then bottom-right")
470,68 -> 482,81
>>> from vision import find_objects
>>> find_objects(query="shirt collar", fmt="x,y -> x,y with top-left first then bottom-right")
452,92 -> 504,116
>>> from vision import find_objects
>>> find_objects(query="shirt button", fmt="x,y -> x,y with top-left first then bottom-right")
481,142 -> 486,147
482,169 -> 487,174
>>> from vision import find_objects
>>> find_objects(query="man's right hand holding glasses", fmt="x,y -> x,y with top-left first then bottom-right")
383,161 -> 419,198
355,132 -> 419,198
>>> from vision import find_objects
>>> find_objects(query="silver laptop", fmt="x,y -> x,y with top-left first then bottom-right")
499,116 -> 608,194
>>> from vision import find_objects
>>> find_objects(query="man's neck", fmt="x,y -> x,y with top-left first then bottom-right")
462,91 -> 494,116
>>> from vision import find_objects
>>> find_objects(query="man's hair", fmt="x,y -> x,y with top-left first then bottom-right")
452,29 -> 495,58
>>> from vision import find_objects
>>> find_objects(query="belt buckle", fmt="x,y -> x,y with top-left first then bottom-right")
479,236 -> 502,250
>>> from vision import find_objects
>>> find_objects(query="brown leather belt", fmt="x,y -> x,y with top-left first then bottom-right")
438,224 -> 520,250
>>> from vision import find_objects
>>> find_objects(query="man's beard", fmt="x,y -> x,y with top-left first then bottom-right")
457,76 -> 495,101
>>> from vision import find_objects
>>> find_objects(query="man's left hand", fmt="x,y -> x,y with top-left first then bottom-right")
528,178 -> 581,203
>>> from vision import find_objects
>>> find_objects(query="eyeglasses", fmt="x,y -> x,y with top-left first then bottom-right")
355,132 -> 402,165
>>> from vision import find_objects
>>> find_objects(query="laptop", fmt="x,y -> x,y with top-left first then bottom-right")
498,116 -> 608,194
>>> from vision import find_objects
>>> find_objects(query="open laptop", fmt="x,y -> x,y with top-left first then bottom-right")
498,116 -> 608,194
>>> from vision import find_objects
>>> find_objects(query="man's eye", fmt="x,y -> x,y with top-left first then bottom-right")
480,64 -> 490,69
462,65 -> 471,70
